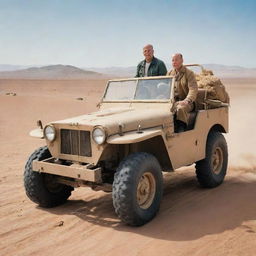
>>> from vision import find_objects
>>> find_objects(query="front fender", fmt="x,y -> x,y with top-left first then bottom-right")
107,127 -> 163,144
29,128 -> 44,139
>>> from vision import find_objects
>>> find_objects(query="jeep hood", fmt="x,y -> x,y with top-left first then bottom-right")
53,107 -> 170,134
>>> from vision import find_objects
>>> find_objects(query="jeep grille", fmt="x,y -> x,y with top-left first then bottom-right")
60,129 -> 92,157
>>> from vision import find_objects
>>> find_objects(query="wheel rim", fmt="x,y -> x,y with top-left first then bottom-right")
211,146 -> 223,175
136,172 -> 156,209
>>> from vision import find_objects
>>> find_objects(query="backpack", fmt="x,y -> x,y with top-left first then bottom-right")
196,71 -> 230,104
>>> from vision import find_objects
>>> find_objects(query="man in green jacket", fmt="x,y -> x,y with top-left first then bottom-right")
135,44 -> 167,77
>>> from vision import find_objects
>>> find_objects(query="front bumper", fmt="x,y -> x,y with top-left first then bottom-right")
32,158 -> 102,183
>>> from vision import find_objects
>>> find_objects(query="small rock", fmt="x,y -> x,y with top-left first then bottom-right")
6,92 -> 17,96
54,220 -> 64,227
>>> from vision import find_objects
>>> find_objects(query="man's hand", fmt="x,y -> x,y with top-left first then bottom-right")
178,99 -> 190,106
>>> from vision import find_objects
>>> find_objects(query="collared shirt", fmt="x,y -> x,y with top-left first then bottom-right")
144,62 -> 151,77
135,57 -> 167,77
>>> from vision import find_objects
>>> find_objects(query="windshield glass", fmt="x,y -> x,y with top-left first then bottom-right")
103,78 -> 172,101
103,80 -> 137,101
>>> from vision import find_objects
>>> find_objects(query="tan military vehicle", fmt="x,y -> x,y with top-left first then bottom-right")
24,65 -> 229,226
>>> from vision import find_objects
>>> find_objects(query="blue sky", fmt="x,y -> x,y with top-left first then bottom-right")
0,0 -> 256,67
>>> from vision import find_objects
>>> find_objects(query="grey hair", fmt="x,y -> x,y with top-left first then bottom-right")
173,53 -> 183,59
143,44 -> 154,49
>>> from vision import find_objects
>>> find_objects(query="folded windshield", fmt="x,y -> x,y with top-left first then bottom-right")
103,78 -> 172,101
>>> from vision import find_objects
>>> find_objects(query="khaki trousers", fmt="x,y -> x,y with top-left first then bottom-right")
172,101 -> 194,125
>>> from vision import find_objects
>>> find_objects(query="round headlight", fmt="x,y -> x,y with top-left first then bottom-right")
44,125 -> 56,142
92,127 -> 106,145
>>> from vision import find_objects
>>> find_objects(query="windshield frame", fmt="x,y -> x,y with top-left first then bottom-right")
101,76 -> 174,103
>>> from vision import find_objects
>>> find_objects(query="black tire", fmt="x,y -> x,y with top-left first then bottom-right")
195,131 -> 228,188
24,146 -> 73,207
112,152 -> 163,226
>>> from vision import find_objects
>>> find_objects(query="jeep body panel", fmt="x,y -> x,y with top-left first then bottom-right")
166,107 -> 228,169
107,126 -> 163,144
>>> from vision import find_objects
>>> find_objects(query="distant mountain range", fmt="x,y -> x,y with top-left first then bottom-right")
86,66 -> 136,77
0,64 -> 29,71
0,63 -> 256,79
200,64 -> 256,78
0,64 -> 103,79
87,64 -> 256,78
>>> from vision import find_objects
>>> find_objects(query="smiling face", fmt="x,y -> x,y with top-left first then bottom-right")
172,53 -> 183,70
143,45 -> 154,63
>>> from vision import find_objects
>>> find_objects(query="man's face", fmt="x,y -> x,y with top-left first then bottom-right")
172,55 -> 183,70
143,46 -> 154,62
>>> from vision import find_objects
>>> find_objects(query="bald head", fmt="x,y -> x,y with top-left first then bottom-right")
172,53 -> 183,70
143,44 -> 154,62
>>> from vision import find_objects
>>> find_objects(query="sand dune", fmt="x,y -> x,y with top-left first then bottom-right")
0,77 -> 256,256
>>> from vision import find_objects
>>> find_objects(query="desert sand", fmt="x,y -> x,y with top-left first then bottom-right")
0,77 -> 256,256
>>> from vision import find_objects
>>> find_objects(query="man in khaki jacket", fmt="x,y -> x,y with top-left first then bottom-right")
167,53 -> 198,132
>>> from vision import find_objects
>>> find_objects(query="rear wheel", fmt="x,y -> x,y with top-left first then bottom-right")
24,146 -> 73,207
112,152 -> 163,226
195,132 -> 228,188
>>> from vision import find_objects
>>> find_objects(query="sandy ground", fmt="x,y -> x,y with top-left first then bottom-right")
0,78 -> 256,256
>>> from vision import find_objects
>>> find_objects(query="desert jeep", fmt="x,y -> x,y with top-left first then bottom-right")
24,68 -> 229,226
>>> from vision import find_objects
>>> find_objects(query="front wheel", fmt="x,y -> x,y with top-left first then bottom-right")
24,146 -> 73,207
195,131 -> 228,188
112,152 -> 163,226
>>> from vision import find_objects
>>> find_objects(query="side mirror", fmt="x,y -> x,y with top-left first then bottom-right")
37,120 -> 43,129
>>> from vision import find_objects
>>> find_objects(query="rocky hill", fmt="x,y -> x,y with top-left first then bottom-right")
0,64 -> 103,79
